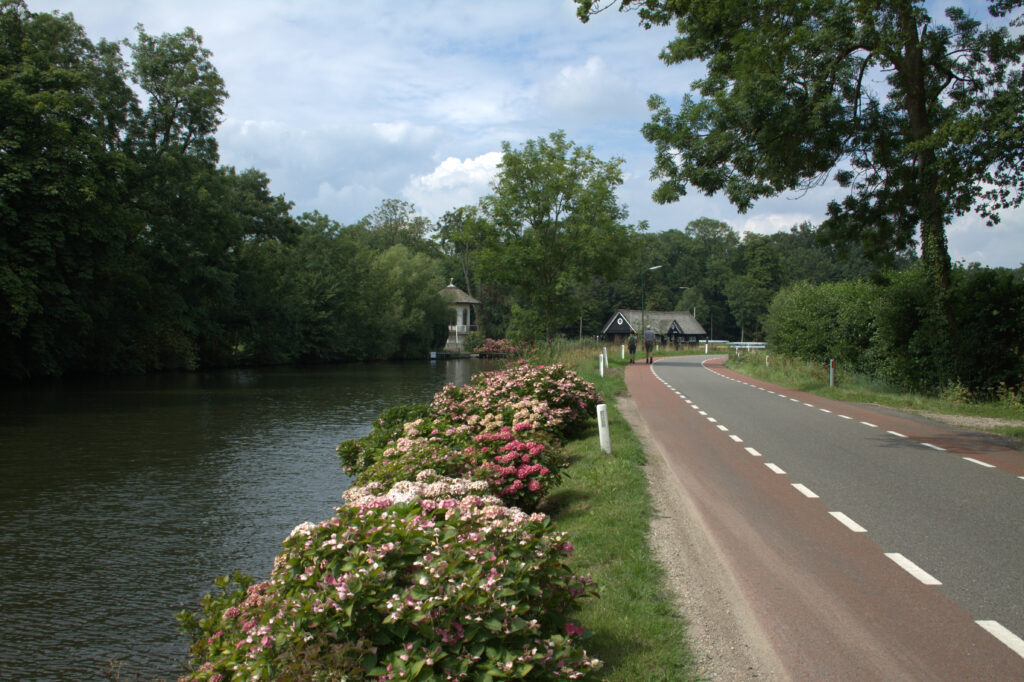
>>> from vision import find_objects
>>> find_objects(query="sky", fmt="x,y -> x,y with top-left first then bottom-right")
28,0 -> 1024,268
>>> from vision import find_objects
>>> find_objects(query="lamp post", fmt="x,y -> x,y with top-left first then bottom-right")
641,265 -> 662,335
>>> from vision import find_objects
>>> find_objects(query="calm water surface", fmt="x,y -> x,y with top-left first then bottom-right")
0,360 -> 489,681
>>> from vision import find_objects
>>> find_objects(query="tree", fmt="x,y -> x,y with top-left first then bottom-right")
0,2 -> 137,377
577,0 -> 1024,297
127,24 -> 226,161
483,131 -> 636,340
366,199 -> 434,252
434,205 -> 493,297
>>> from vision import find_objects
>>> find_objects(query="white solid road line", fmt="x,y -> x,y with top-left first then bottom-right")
885,553 -> 942,585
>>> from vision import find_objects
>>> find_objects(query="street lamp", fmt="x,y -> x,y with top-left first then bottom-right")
641,265 -> 662,335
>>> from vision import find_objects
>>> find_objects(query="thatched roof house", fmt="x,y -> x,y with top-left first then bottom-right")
601,309 -> 707,344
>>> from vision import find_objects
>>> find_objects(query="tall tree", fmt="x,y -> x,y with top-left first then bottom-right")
434,205 -> 493,297
483,131 -> 635,340
366,198 -> 434,252
0,2 -> 136,377
127,24 -> 225,161
123,24 -> 231,369
577,0 -> 1024,297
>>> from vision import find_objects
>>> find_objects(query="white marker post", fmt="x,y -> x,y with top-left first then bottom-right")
604,346 -> 609,366
596,403 -> 611,454
598,354 -> 604,377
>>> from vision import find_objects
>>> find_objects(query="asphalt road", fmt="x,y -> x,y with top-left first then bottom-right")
627,354 -> 1024,680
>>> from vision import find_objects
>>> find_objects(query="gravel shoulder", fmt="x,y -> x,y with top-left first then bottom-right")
616,394 -> 787,681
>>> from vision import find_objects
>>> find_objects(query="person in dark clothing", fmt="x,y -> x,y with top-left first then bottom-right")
627,331 -> 637,364
643,327 -> 656,364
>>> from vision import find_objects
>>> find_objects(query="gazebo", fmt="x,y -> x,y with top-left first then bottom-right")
438,280 -> 480,352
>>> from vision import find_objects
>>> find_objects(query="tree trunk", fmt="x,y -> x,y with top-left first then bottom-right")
898,4 -> 951,295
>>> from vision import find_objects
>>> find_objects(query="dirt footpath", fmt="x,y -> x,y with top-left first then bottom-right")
617,394 -> 787,681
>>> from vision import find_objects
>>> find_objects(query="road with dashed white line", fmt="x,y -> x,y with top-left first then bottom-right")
627,354 -> 1024,680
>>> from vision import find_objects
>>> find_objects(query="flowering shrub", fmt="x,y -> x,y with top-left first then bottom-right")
183,362 -> 604,680
431,362 -> 599,441
178,490 -> 601,681
472,338 -> 522,356
352,430 -> 565,512
472,427 -> 562,510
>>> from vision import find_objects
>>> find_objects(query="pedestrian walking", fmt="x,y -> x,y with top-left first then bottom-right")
643,326 -> 656,364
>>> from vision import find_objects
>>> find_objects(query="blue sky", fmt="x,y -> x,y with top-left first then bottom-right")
30,0 -> 1024,267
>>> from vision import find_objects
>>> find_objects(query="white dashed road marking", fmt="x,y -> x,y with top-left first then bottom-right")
792,483 -> 819,499
886,553 -> 941,585
829,511 -> 867,533
976,621 -> 1024,659
765,462 -> 786,474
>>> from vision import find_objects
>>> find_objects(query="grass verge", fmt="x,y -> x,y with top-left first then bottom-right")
725,350 -> 1024,442
530,342 -> 698,681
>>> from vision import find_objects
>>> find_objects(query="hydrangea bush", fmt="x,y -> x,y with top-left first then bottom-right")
178,484 -> 600,681
180,362 -> 602,680
431,362 -> 600,440
472,338 -> 522,356
351,430 -> 564,513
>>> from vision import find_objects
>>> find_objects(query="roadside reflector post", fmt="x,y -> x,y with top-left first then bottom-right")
599,354 -> 604,377
604,346 -> 608,366
621,344 -> 625,360
597,403 -> 611,454
829,359 -> 835,387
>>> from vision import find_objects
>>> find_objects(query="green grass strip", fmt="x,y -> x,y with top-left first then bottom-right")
725,350 -> 1024,441
536,346 -> 698,681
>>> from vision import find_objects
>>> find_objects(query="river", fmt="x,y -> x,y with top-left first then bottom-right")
0,359 -> 490,681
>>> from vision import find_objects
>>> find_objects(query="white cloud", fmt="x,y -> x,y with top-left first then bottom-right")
540,55 -> 646,120
737,213 -> 818,237
370,121 -> 438,145
403,152 -> 502,218
947,208 -> 1024,268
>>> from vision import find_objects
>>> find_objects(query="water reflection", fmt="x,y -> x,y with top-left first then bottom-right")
0,359 -> 491,680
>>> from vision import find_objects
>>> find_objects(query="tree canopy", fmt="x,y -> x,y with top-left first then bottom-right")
577,0 -> 1024,294
480,131 -> 637,340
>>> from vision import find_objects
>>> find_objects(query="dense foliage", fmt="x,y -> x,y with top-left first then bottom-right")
577,0 -> 1024,299
766,263 -> 1024,394
0,4 -> 447,379
179,363 -> 603,680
